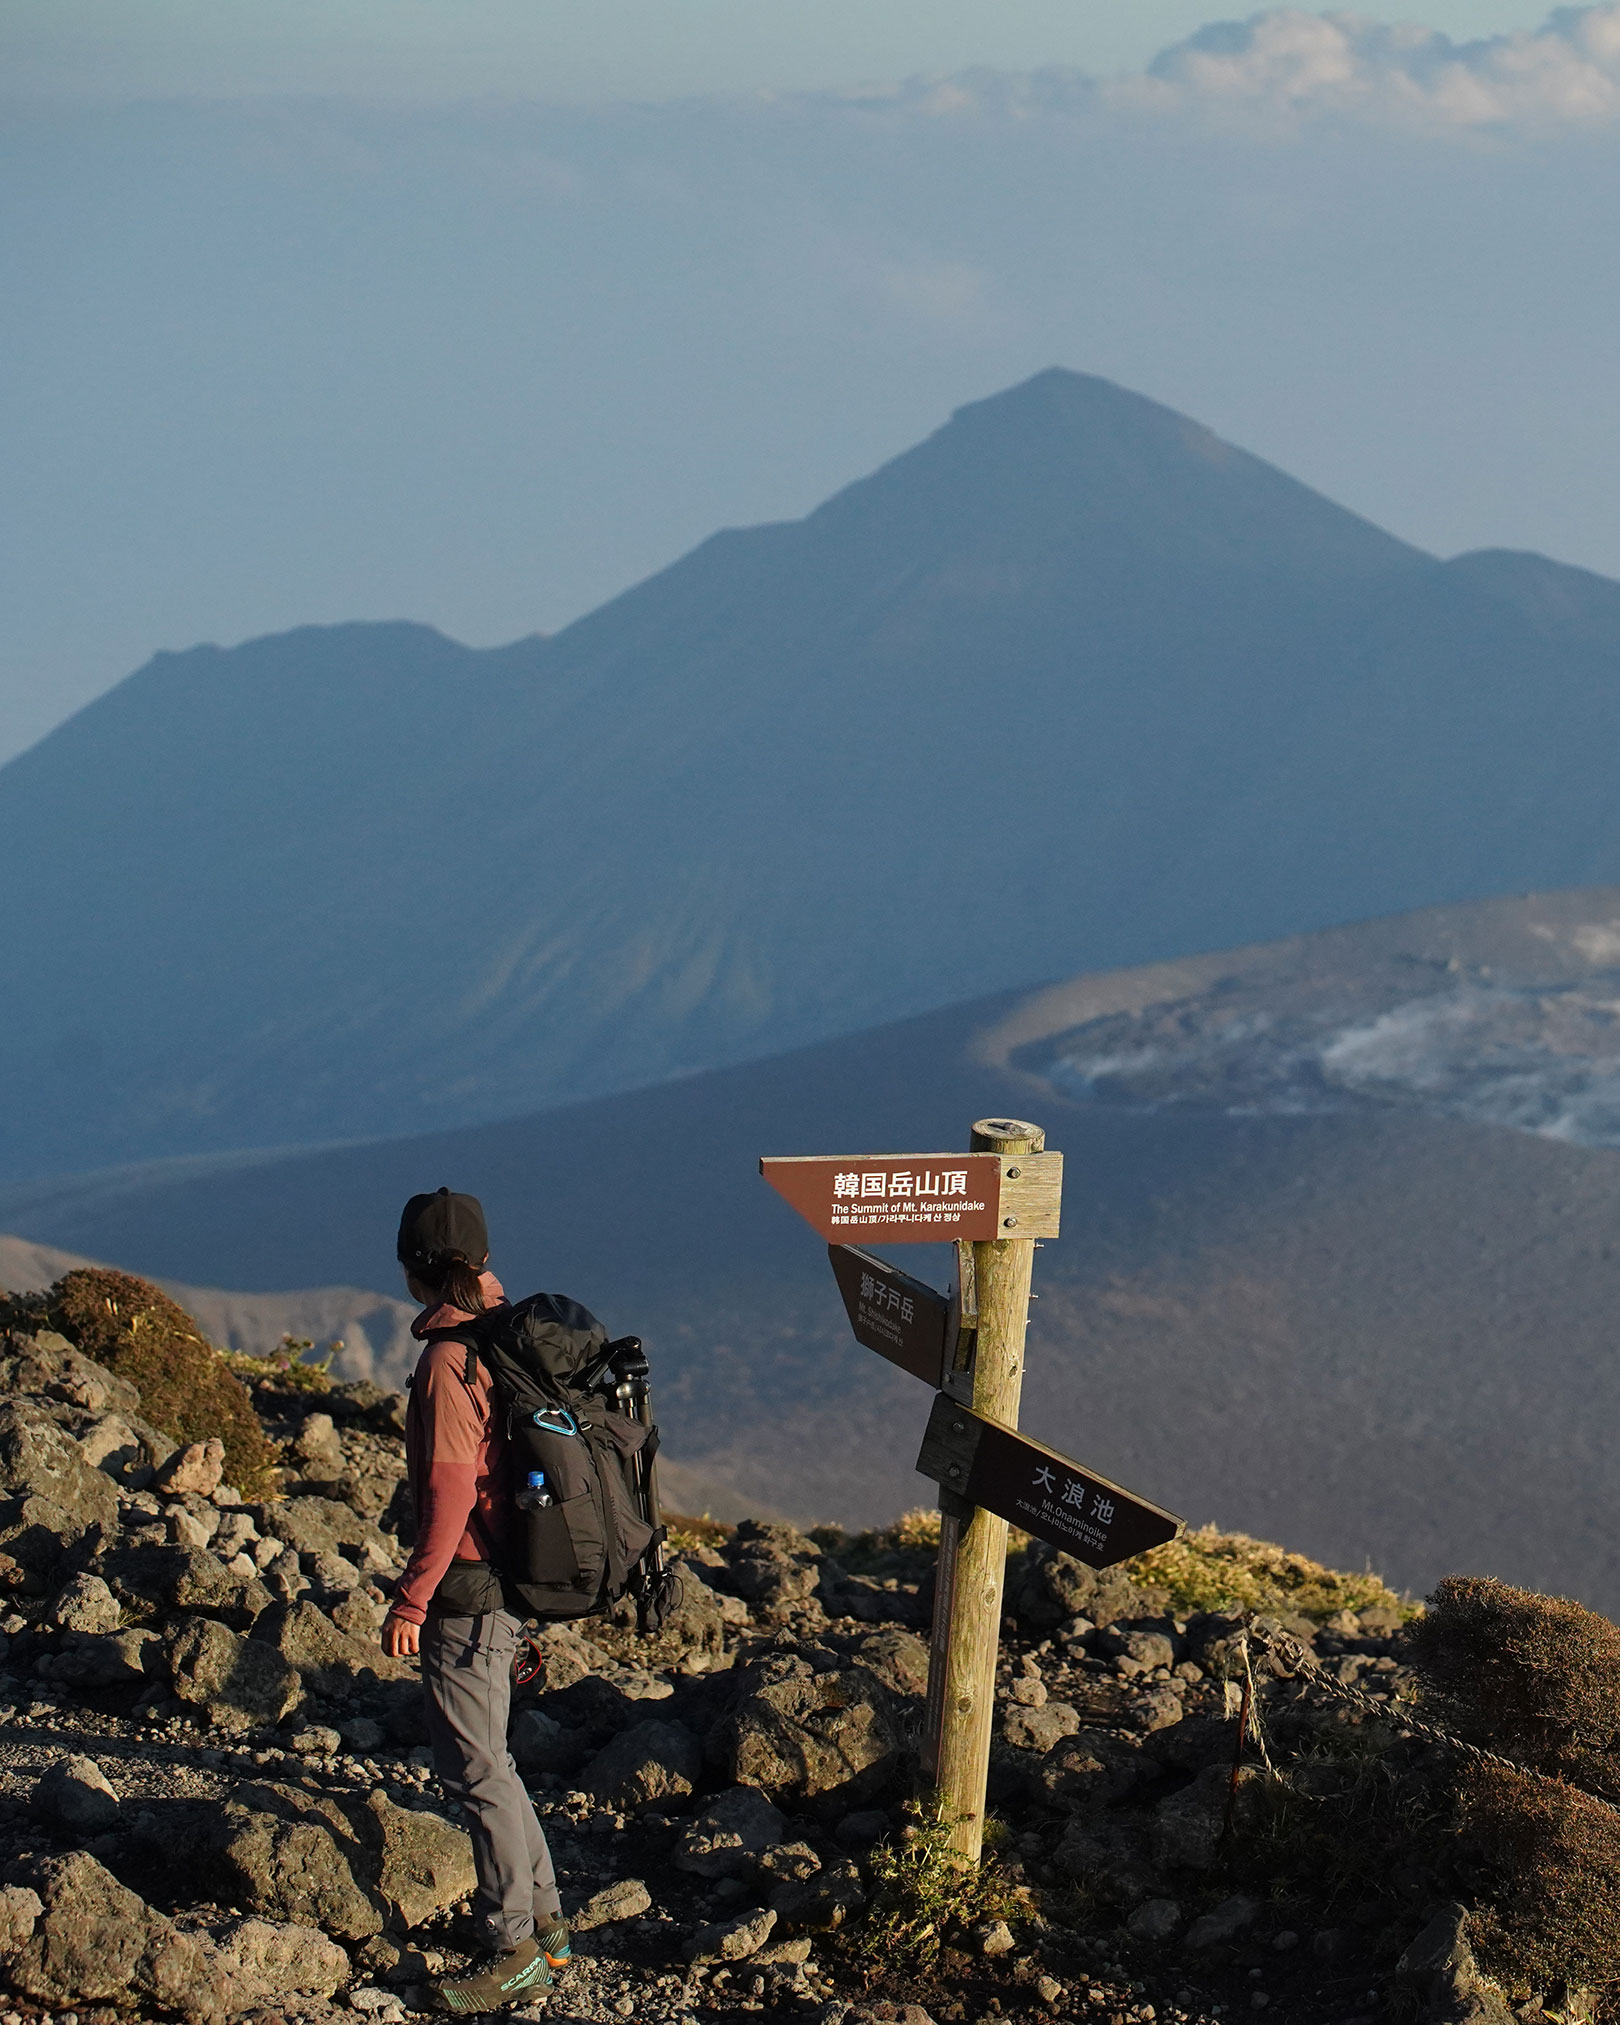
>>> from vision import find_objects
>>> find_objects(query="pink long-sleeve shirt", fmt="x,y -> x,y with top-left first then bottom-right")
392,1272 -> 513,1625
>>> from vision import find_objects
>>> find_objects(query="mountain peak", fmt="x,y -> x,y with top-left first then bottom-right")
806,365 -> 1428,585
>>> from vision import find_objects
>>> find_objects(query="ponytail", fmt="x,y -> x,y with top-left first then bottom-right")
416,1253 -> 490,1314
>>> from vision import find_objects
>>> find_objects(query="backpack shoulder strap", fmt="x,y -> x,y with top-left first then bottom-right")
422,1325 -> 482,1388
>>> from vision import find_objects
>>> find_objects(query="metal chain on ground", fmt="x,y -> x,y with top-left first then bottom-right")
1230,1623 -> 1620,1820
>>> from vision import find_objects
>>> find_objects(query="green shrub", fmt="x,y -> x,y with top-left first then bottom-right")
840,1799 -> 1022,1979
1123,1524 -> 1412,1623
47,1268 -> 279,1497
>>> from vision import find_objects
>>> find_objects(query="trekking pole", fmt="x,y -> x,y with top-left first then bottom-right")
614,1344 -> 672,1630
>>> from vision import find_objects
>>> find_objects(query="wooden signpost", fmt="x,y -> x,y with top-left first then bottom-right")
761,1117 -> 1183,1865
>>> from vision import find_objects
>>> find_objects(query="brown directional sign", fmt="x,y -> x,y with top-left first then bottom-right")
761,1151 -> 1062,1243
914,1394 -> 1182,1568
828,1244 -> 952,1386
763,1154 -> 1002,1241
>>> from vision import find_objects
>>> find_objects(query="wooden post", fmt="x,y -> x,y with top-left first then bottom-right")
931,1116 -> 1045,1864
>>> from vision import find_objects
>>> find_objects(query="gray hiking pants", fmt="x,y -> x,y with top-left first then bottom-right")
421,1606 -> 562,1951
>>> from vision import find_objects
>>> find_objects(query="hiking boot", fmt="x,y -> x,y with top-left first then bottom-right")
535,1918 -> 571,1972
432,1937 -> 552,2014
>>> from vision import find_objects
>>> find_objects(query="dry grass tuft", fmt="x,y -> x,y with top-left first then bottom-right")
1460,1763 -> 1620,1992
1123,1524 -> 1412,1623
1405,1575 -> 1620,1793
48,1269 -> 279,1497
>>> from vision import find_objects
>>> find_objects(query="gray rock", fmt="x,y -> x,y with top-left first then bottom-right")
101,1541 -> 271,1628
0,1399 -> 121,1530
974,1919 -> 1017,1957
77,1412 -> 163,1486
572,1878 -> 653,1930
368,1790 -> 476,1930
214,1781 -> 385,1941
339,1716 -> 386,1753
0,1883 -> 42,1955
1008,1672 -> 1047,1707
1101,1623 -> 1177,1671
0,1333 -> 140,1417
169,1617 -> 303,1729
1132,1687 -> 1185,1733
43,1626 -> 162,1689
1396,1903 -> 1514,2022
1031,1729 -> 1141,1809
850,1629 -> 930,1699
154,1438 -> 226,1499
758,1840 -> 822,1881
768,1856 -> 865,1933
31,1754 -> 120,1833
509,1707 -> 590,1776
1050,1816 -> 1159,1905
1006,1542 -> 1150,1632
1002,1701 -> 1081,1753
248,1597 -> 400,1693
1127,1898 -> 1183,1942
685,1906 -> 777,1963
529,1621 -> 606,1691
1184,1895 -> 1260,1948
253,1494 -> 394,1568
212,1916 -> 350,2004
4,1852 -> 230,2021
581,1718 -> 702,1810
717,1664 -> 902,1812
307,1549 -> 363,1595
45,1571 -> 122,1635
675,1784 -> 788,1877
1152,1763 -> 1263,1872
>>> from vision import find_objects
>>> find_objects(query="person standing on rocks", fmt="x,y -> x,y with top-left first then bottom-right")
380,1187 -> 570,2015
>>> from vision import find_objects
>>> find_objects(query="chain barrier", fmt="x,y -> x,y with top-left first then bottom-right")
1226,1623 -> 1620,1821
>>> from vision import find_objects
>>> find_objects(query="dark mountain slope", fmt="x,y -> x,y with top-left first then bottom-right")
8,370 -> 1620,1177
12,886 -> 1620,1613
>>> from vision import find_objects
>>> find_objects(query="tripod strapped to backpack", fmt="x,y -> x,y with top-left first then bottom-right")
430,1294 -> 680,1636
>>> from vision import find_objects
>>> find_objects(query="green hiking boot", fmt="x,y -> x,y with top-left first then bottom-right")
432,1937 -> 552,2014
535,1918 -> 571,1972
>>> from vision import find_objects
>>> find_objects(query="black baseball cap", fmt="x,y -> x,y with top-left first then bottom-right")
396,1188 -> 489,1273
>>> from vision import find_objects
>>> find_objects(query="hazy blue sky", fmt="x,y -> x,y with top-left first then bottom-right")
4,3 -> 1619,761
8,3 -> 1559,103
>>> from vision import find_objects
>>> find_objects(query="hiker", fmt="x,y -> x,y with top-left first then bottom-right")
380,1187 -> 570,2016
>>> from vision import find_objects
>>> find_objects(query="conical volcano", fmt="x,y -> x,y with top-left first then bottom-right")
3,368 -> 1618,1178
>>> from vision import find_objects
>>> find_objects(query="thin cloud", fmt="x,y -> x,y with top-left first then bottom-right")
849,6 -> 1620,131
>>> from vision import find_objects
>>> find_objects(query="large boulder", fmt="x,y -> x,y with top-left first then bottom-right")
101,1541 -> 270,1628
44,1571 -> 122,1634
716,1663 -> 902,1813
169,1617 -> 303,1729
155,1439 -> 226,1499
674,1784 -> 788,1878
0,1494 -> 95,1592
212,1780 -> 472,1941
252,1494 -> 394,1569
1006,1541 -> 1153,1633
724,1521 -> 821,1620
0,1331 -> 141,1417
851,1630 -> 930,1700
213,1781 -> 384,1941
1031,1729 -> 1143,1810
509,1708 -> 590,1777
1151,1762 -> 1264,1871
0,1398 -> 120,1530
367,1790 -> 477,1929
40,1626 -> 163,1690
211,1917 -> 349,2007
580,1719 -> 702,1811
247,1598 -> 401,1694
1,1851 -> 230,2022
30,1754 -> 121,1834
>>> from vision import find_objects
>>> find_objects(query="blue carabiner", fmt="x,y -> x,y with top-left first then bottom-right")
531,1406 -> 579,1437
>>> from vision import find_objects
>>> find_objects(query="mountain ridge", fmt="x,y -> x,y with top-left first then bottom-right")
8,368 -> 1620,1180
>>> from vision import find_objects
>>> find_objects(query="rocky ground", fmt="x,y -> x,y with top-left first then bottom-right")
0,1312 -> 1540,2025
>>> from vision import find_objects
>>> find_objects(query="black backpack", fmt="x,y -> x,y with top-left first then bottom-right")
430,1291 -> 676,1630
